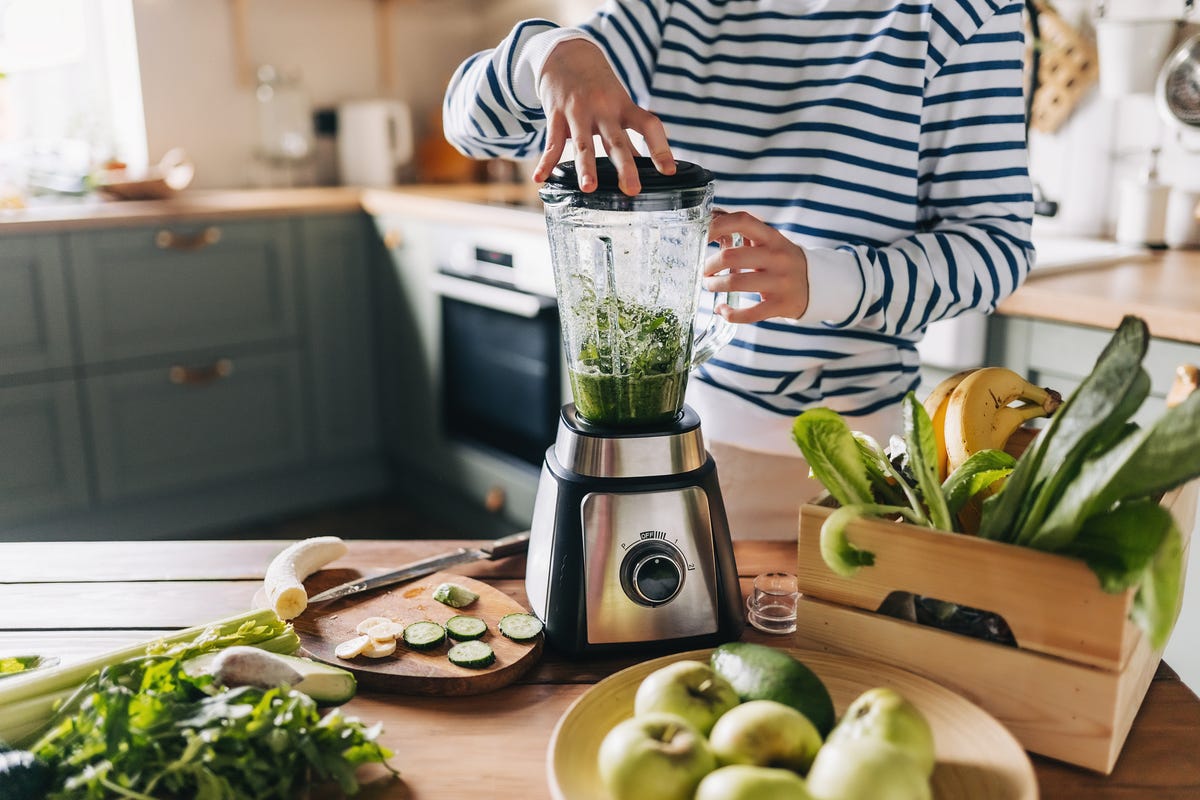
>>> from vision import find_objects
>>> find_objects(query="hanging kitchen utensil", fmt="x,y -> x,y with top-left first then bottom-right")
1156,31 -> 1200,150
1025,0 -> 1099,134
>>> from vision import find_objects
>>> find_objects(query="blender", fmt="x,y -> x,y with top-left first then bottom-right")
524,157 -> 745,657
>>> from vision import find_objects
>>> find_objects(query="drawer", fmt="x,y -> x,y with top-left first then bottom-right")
0,235 -> 74,377
68,220 -> 298,365
0,381 -> 89,525
1025,320 -> 1200,398
84,351 -> 308,501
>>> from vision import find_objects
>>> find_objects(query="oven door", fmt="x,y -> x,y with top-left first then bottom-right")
433,272 -> 561,467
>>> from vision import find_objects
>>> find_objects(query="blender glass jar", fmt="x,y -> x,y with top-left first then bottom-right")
540,158 -> 732,427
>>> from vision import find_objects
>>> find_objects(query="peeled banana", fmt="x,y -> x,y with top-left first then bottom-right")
941,367 -> 1063,477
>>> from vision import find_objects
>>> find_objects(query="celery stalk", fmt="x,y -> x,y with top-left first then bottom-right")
0,608 -> 294,745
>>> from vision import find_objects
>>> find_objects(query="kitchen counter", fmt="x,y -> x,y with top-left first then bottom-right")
0,187 -> 364,233
5,184 -> 1198,344
1,538 -> 1197,799
997,249 -> 1200,345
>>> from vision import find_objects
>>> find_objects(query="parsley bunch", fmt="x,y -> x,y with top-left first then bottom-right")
31,654 -> 394,799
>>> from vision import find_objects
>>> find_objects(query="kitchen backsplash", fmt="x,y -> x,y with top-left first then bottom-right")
133,0 -> 584,189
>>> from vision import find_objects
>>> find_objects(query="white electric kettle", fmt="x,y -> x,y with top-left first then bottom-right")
337,99 -> 413,187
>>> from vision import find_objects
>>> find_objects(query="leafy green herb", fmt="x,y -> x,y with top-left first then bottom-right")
30,654 -> 395,799
903,393 -> 953,532
792,408 -> 874,507
941,449 -> 1016,518
979,316 -> 1151,543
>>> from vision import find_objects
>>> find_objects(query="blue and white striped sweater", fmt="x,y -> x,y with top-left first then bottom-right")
444,0 -> 1034,420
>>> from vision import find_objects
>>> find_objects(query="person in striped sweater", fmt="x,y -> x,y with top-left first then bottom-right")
443,0 -> 1034,540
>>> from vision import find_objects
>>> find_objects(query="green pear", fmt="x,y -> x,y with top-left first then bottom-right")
695,764 -> 815,800
708,699 -> 823,773
597,712 -> 717,800
805,738 -> 932,800
634,660 -> 741,736
825,687 -> 936,776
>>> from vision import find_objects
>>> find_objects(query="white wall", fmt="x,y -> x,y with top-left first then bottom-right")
131,0 -> 534,188
1029,0 -> 1200,238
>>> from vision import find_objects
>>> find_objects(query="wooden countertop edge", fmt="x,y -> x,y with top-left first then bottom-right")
0,184 -> 547,234
996,288 -> 1200,343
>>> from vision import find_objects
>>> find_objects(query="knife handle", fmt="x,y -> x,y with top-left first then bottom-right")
489,530 -> 531,559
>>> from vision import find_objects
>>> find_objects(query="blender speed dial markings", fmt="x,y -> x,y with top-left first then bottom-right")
619,530 -> 698,570
619,539 -> 692,606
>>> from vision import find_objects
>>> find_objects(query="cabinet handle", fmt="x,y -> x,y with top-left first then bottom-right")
168,358 -> 234,386
155,226 -> 222,251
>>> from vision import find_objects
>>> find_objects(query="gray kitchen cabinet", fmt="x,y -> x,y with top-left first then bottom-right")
84,351 -> 307,501
0,211 -> 386,541
0,381 -> 89,525
68,221 -> 298,364
297,214 -> 379,458
0,235 -> 74,378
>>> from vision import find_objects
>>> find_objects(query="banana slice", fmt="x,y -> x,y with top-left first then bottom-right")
362,638 -> 397,658
366,621 -> 405,642
334,634 -> 371,660
264,536 -> 348,620
355,616 -> 393,635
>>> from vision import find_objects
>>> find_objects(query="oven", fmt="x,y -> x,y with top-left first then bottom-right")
432,229 -> 563,472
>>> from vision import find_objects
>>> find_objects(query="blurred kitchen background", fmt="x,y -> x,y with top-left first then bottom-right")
1,0 -> 1199,685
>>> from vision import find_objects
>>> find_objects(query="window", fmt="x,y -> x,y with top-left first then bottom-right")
0,0 -> 146,196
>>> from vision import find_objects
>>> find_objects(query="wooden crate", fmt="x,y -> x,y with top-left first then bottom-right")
791,480 -> 1197,774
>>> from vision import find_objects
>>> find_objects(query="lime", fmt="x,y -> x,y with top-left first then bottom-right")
710,642 -> 836,737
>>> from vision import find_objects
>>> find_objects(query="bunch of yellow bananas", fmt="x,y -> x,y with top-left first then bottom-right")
922,367 -> 1063,482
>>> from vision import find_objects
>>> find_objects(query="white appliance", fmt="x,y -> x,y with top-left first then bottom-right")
336,99 -> 413,187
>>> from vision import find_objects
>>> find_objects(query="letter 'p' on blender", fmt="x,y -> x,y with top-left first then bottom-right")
524,157 -> 745,657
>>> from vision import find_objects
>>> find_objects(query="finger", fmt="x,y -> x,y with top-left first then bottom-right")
633,110 -> 675,175
719,301 -> 773,325
533,115 -> 570,182
709,210 -> 776,243
570,131 -> 598,192
600,123 -> 642,195
703,269 -> 767,294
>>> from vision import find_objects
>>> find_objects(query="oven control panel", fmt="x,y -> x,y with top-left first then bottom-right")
440,225 -> 555,298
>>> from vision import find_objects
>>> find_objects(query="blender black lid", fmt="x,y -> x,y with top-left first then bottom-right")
543,157 -> 713,193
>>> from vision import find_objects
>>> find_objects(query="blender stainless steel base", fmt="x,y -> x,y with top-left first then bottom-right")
525,404 -> 745,657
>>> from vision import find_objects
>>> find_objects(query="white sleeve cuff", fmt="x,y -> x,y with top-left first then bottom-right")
514,28 -> 598,109
795,247 -> 865,327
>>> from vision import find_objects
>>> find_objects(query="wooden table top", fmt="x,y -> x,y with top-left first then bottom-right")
2,538 -> 1197,799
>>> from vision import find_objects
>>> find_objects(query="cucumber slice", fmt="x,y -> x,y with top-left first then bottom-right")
445,615 -> 488,641
447,640 -> 496,669
402,620 -> 447,651
498,612 -> 544,642
432,582 -> 480,608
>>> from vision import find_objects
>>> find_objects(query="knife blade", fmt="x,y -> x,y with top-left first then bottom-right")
306,530 -> 530,604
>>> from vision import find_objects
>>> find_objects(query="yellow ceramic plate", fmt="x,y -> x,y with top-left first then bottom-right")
547,648 -> 1038,800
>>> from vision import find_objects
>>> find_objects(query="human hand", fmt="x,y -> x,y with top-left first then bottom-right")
703,210 -> 810,323
531,38 -> 674,195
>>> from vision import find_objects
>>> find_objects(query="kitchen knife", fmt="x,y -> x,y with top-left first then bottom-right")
306,530 -> 530,604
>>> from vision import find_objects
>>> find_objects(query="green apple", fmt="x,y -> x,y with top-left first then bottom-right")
695,764 -> 815,800
633,660 -> 741,735
597,712 -> 717,800
825,687 -> 936,776
707,699 -> 823,773
805,738 -> 932,800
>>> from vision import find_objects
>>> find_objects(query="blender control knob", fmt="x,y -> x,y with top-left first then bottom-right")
621,542 -> 684,606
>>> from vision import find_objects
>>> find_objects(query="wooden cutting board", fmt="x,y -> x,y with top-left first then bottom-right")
266,570 -> 543,695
